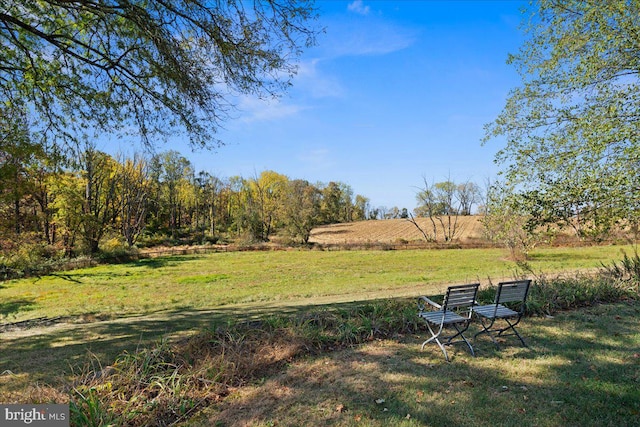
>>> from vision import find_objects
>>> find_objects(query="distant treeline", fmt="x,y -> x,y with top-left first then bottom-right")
0,147 -> 379,257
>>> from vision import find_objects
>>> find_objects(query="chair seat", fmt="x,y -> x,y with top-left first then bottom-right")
419,310 -> 466,325
473,304 -> 518,319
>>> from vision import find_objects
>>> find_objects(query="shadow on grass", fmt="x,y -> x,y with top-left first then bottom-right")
130,255 -> 204,269
48,273 -> 83,283
0,298 -> 36,318
2,301 -> 639,426
0,299 -> 380,389
27,255 -> 202,285
200,303 -> 640,427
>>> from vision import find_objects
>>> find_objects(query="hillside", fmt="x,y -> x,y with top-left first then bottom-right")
309,216 -> 488,246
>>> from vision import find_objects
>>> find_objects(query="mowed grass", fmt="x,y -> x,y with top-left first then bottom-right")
0,245 -> 633,323
198,303 -> 640,427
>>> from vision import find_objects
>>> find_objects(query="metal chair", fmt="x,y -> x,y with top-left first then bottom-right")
417,283 -> 480,362
472,279 -> 532,349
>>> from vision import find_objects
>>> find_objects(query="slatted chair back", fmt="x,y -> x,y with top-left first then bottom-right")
443,283 -> 480,312
495,279 -> 531,309
417,283 -> 480,361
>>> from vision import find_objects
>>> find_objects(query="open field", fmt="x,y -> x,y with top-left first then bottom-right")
0,245 -> 635,389
1,245 -> 639,425
0,245 -> 633,325
309,217 -> 487,245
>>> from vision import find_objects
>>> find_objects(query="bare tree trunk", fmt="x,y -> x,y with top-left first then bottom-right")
407,214 -> 435,242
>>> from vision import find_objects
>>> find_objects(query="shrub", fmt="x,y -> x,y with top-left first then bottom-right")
97,237 -> 134,260
0,238 -> 67,279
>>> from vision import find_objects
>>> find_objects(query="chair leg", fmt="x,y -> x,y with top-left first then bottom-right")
474,317 -> 501,349
421,336 -> 451,362
421,322 -> 451,361
497,318 -> 527,347
421,322 -> 474,362
452,323 -> 475,357
475,316 -> 527,349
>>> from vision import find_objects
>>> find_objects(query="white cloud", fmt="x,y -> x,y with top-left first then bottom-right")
237,95 -> 306,123
318,17 -> 417,58
294,58 -> 345,98
348,0 -> 370,16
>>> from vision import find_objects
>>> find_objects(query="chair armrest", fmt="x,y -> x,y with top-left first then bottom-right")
418,296 -> 442,311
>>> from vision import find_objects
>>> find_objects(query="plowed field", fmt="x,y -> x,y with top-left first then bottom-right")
309,216 -> 487,245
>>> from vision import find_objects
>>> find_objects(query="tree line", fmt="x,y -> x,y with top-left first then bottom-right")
0,143 -> 375,257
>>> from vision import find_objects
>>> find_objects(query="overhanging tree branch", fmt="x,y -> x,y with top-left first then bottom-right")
0,0 -> 319,150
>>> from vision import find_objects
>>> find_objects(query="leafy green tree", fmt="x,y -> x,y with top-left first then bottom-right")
152,151 -> 193,238
79,148 -> 121,254
481,181 -> 542,261
0,105 -> 40,235
251,171 -> 289,241
50,172 -> 84,256
485,0 -> 640,241
353,195 -> 370,221
0,0 -> 318,148
118,154 -> 151,247
227,175 -> 248,237
320,182 -> 354,224
282,179 -> 321,243
195,171 -> 222,238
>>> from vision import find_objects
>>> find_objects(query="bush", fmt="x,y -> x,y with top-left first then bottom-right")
97,237 -> 133,260
0,236 -> 67,279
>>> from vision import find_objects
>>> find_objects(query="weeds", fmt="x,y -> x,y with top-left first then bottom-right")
600,248 -> 640,291
525,273 -> 637,316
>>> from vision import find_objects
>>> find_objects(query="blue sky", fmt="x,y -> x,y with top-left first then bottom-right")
138,1 -> 530,211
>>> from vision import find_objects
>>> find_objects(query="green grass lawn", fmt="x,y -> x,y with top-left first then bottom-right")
0,245 -> 633,324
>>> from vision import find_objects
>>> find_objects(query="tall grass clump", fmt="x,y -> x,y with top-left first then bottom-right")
600,249 -> 640,291
524,273 -> 638,316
